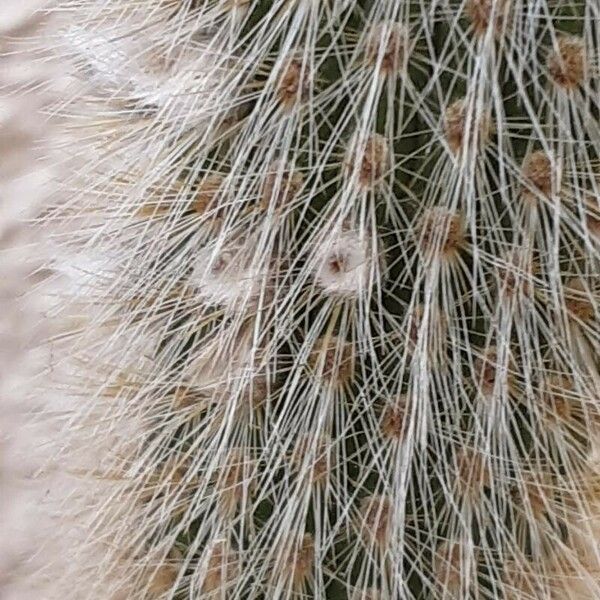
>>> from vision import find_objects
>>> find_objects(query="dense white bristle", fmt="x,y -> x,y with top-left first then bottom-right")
26,0 -> 600,598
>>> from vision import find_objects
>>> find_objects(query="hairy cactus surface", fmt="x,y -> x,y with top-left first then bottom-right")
42,0 -> 600,598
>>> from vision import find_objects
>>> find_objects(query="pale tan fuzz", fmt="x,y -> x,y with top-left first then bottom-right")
513,472 -> 554,521
564,277 -> 595,322
521,151 -> 553,200
365,22 -> 410,76
286,535 -> 315,589
444,98 -> 492,154
406,304 -> 449,365
261,161 -> 304,211
140,456 -> 197,507
277,58 -> 310,110
540,374 -> 576,427
346,134 -> 390,188
474,346 -> 515,397
359,495 -> 392,549
465,0 -> 511,37
308,335 -> 355,386
313,226 -> 377,297
433,541 -> 471,595
417,208 -> 465,261
548,37 -> 586,90
201,542 -> 238,594
291,436 -> 332,485
496,249 -> 538,300
380,395 -> 410,441
192,174 -> 226,215
170,384 -> 209,410
583,194 -> 600,236
134,181 -> 183,218
502,560 -> 547,599
216,450 -> 255,518
455,448 -> 490,499
147,554 -> 181,596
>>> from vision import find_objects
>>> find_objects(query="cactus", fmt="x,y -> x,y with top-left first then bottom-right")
42,0 -> 600,598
